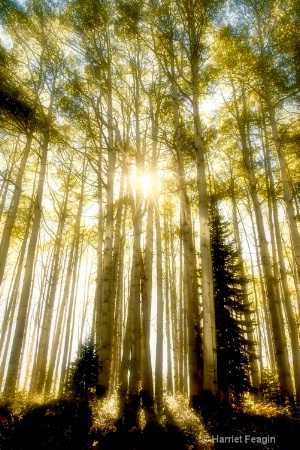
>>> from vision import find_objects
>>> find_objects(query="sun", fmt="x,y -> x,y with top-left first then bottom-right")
129,169 -> 156,198
140,173 -> 152,194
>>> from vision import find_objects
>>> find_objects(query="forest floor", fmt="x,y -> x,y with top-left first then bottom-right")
1,393 -> 300,449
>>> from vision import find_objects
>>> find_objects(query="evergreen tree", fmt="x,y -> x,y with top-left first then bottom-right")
210,198 -> 253,407
66,340 -> 99,400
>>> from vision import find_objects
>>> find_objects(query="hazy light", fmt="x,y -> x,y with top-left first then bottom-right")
140,173 -> 152,194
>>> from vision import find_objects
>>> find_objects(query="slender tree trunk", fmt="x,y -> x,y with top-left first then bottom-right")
178,225 -> 185,393
232,85 -> 294,404
0,140 -> 19,222
58,169 -> 84,395
0,131 -> 34,286
0,201 -> 33,387
246,201 -> 275,369
34,160 -> 74,393
170,68 -> 202,406
191,62 -> 218,403
0,52 -> 43,286
4,73 -> 56,396
164,213 -> 180,393
94,136 -> 103,348
164,214 -> 173,395
97,53 -> 116,395
109,158 -> 126,391
256,14 -> 300,287
231,178 -> 260,400
165,273 -> 173,395
155,203 -> 163,405
141,198 -> 154,410
44,239 -> 76,395
262,119 -> 300,406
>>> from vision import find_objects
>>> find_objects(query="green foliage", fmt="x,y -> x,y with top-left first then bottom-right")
65,339 -> 99,400
69,0 -> 110,33
0,0 -> 26,23
115,0 -> 144,37
0,83 -> 33,129
0,45 -> 34,129
210,198 -> 253,403
259,369 -> 283,405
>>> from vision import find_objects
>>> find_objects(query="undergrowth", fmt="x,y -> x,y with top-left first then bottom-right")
1,390 -> 300,449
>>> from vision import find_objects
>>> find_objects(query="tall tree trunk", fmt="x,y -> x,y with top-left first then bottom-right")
141,199 -> 154,410
0,48 -> 44,286
94,136 -> 103,348
58,165 -> 84,395
109,158 -> 126,391
34,158 -> 74,393
44,238 -> 76,394
0,140 -> 19,222
231,176 -> 260,400
155,204 -> 163,405
192,77 -> 217,402
0,201 -> 33,387
262,119 -> 300,406
4,72 -> 56,396
0,132 -> 34,286
97,52 -> 116,396
170,67 -> 202,407
232,84 -> 294,404
245,201 -> 275,369
256,14 -> 300,287
164,213 -> 173,395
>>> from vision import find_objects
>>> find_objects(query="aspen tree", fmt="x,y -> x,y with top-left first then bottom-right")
232,83 -> 294,404
58,162 -> 86,395
0,201 -> 33,387
176,0 -> 219,400
4,61 -> 58,396
261,116 -> 300,406
254,7 -> 300,288
33,157 -> 74,393
230,175 -> 260,400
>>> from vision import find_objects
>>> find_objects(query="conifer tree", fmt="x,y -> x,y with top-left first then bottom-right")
210,198 -> 253,407
65,339 -> 99,400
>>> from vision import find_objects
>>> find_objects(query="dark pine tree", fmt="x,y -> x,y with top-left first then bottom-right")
66,339 -> 99,400
210,198 -> 253,409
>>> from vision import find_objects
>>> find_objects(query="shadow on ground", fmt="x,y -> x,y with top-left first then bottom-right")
0,399 -> 92,450
1,398 -> 203,450
2,398 -> 300,449
200,404 -> 300,449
